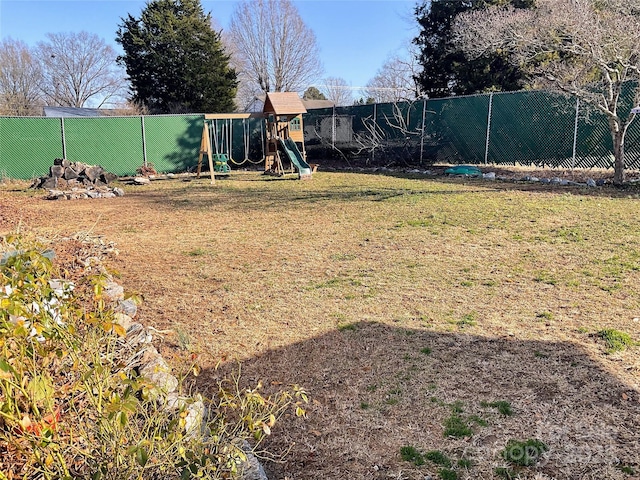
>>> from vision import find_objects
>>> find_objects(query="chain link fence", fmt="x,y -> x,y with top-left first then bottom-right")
304,89 -> 640,170
3,88 -> 640,180
0,115 -> 204,179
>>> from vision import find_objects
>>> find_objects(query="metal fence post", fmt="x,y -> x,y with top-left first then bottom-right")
572,97 -> 580,170
141,116 -> 148,168
484,93 -> 493,165
372,103 -> 377,164
420,98 -> 427,165
60,117 -> 67,159
332,105 -> 336,149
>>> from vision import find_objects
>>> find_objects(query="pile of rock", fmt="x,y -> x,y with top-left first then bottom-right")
31,158 -> 124,200
98,259 -> 266,480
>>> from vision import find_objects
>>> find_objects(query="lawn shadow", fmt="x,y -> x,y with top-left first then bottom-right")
196,322 -> 640,479
128,176 -> 493,214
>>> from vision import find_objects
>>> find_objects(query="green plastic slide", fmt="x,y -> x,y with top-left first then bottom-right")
279,138 -> 312,178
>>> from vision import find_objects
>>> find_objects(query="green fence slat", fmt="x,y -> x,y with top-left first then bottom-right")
427,95 -> 489,164
0,117 -> 63,179
143,115 -> 204,174
489,91 -> 575,166
64,117 -> 143,176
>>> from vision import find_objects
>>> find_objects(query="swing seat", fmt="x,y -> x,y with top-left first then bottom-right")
212,154 -> 231,174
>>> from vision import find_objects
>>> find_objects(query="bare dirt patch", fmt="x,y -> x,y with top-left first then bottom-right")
1,170 -> 639,479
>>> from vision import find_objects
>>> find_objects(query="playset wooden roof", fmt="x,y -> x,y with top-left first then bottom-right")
263,92 -> 307,115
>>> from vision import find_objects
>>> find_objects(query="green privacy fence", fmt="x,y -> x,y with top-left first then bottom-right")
0,115 -> 205,179
304,89 -> 640,170
3,89 -> 640,180
0,114 -> 268,180
0,118 -> 64,179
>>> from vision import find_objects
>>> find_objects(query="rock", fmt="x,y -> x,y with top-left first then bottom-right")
84,165 -> 105,182
125,322 -> 153,347
240,441 -> 269,480
103,280 -> 124,302
529,176 -> 539,182
101,172 -> 118,184
40,177 -> 58,190
113,312 -> 134,331
53,158 -> 69,167
113,187 -> 125,197
30,177 -> 44,189
184,400 -> 206,438
63,167 -> 79,180
540,178 -> 551,184
140,346 -> 179,394
86,190 -> 101,199
46,189 -> 65,200
483,172 -> 496,180
116,298 -> 138,317
550,177 -> 562,184
70,162 -> 85,174
50,165 -> 65,178
596,179 -> 606,186
133,177 -> 151,185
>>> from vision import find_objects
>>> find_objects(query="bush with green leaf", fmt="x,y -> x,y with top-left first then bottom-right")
0,235 -> 307,479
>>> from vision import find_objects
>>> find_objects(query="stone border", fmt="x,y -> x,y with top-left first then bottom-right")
45,186 -> 125,200
100,276 -> 268,480
49,235 -> 267,480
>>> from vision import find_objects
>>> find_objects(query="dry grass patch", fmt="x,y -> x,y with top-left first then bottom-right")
1,170 -> 639,479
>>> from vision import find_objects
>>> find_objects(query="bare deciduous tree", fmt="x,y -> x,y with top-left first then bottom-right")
0,38 -> 44,116
319,77 -> 352,107
363,53 -> 421,104
454,0 -> 640,184
223,36 -> 265,111
228,0 -> 322,94
37,32 -> 127,108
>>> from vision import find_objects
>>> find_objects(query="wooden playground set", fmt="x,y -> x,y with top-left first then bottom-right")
196,92 -> 316,184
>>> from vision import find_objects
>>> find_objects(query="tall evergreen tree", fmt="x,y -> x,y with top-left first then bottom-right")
413,0 -> 533,98
116,0 -> 237,113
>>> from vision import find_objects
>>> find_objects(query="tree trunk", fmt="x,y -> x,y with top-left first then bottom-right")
611,122 -> 626,186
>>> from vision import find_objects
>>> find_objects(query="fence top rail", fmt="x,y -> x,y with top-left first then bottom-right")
204,113 -> 263,120
0,113 -> 206,120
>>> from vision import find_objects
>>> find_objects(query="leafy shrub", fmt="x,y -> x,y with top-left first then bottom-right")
0,235 -> 307,479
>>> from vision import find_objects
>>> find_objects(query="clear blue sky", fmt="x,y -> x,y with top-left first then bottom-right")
0,0 -> 418,91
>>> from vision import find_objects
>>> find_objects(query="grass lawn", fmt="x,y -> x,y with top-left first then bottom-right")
1,170 -> 639,479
